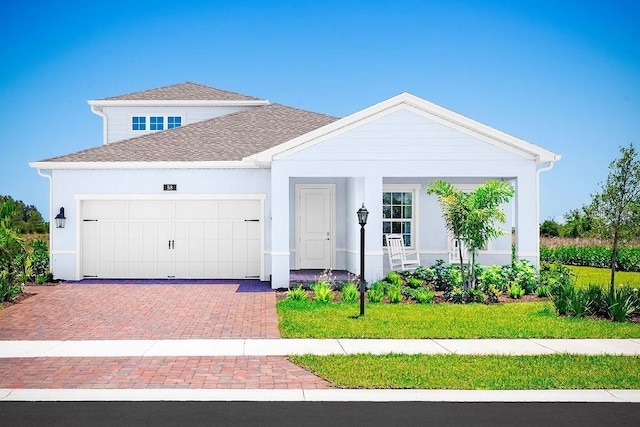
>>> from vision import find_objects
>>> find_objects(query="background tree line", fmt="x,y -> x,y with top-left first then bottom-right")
0,195 -> 48,234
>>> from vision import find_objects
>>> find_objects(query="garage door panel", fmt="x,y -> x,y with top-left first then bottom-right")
218,223 -> 232,239
129,201 -> 171,220
82,199 -> 261,279
84,201 -> 126,219
233,222 -> 248,240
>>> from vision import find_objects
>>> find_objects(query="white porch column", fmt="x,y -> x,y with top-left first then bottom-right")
270,166 -> 290,289
514,172 -> 539,267
362,175 -> 384,284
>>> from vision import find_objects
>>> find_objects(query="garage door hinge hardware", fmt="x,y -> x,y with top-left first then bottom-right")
168,240 -> 175,249
83,275 -> 98,278
244,219 -> 260,222
83,219 -> 98,222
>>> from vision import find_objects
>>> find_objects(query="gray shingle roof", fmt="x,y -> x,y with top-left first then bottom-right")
102,82 -> 264,101
40,104 -> 338,162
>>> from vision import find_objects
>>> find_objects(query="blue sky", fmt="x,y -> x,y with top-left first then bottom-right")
1,0 -> 638,222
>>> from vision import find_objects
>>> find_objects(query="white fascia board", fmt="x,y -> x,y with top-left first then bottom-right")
28,160 -> 263,170
87,99 -> 270,108
252,92 -> 560,164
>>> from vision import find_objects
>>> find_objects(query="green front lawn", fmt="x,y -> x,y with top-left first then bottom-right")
291,354 -> 640,389
277,300 -> 640,338
569,266 -> 640,288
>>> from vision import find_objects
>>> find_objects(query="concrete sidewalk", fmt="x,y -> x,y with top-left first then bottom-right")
2,338 -> 640,358
1,338 -> 639,402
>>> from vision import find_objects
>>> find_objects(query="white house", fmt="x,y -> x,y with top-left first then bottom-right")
30,82 -> 560,288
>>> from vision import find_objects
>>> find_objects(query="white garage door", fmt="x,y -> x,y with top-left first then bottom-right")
81,199 -> 261,279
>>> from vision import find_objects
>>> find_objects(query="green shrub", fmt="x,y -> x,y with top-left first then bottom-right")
29,238 -> 49,280
607,286 -> 638,322
477,264 -> 507,292
406,288 -> 435,304
540,262 -> 575,290
484,284 -> 502,303
311,281 -> 334,304
340,282 -> 359,304
467,287 -> 486,303
507,284 -> 525,299
505,260 -> 537,294
286,285 -> 309,301
583,284 -> 607,316
566,289 -> 592,318
387,285 -> 403,303
367,286 -> 385,303
0,271 -> 23,302
385,271 -> 404,287
432,260 -> 453,291
405,277 -> 423,289
535,284 -> 552,298
408,266 -> 435,284
551,279 -> 574,316
445,285 -> 466,304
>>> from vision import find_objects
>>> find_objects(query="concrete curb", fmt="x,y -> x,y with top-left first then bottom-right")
1,388 -> 639,402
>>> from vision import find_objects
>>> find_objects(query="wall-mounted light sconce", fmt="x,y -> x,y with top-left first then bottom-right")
55,207 -> 66,228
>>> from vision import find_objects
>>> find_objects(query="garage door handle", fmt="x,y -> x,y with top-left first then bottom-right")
168,240 -> 175,249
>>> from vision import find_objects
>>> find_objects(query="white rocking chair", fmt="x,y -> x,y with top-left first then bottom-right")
385,234 -> 420,272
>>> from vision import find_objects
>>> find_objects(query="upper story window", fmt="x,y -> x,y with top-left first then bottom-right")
132,116 -> 146,131
131,115 -> 183,132
150,116 -> 164,131
168,116 -> 182,129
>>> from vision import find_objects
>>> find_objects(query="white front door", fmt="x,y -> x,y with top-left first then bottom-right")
297,185 -> 334,269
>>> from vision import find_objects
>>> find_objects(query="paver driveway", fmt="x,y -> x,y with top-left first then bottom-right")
0,283 -> 331,389
0,283 -> 281,340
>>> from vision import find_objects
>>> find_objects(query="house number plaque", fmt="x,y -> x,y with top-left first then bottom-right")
163,184 -> 177,191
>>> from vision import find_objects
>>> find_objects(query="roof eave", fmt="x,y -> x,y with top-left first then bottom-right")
29,160 -> 266,170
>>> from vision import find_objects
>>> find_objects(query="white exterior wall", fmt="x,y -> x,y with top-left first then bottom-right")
269,108 -> 539,287
101,106 -> 255,144
49,168 -> 271,280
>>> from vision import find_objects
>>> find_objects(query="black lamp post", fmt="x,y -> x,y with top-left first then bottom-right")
357,203 -> 368,316
54,207 -> 66,229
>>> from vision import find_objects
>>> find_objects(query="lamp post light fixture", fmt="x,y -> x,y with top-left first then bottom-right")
357,203 -> 368,316
54,207 -> 66,229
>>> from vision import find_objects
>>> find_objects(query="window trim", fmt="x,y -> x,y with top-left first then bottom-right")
382,184 -> 421,250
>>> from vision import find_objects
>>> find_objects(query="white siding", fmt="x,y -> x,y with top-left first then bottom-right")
102,106 -> 256,144
286,109 -> 528,163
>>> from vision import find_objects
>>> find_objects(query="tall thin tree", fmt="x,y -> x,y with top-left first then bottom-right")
590,143 -> 640,295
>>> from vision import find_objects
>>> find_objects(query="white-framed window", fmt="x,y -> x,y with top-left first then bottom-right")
131,116 -> 146,131
150,116 -> 164,131
167,116 -> 182,129
131,115 -> 183,132
382,184 -> 420,248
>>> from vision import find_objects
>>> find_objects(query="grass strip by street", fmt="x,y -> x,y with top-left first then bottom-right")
290,354 -> 640,389
277,300 -> 640,338
569,266 -> 640,288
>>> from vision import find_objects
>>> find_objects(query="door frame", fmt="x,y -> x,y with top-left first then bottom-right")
294,184 -> 336,270
75,193 -> 266,280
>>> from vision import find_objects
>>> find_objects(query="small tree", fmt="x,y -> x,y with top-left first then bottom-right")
589,143 -> 640,295
427,180 -> 514,291
540,218 -> 560,237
